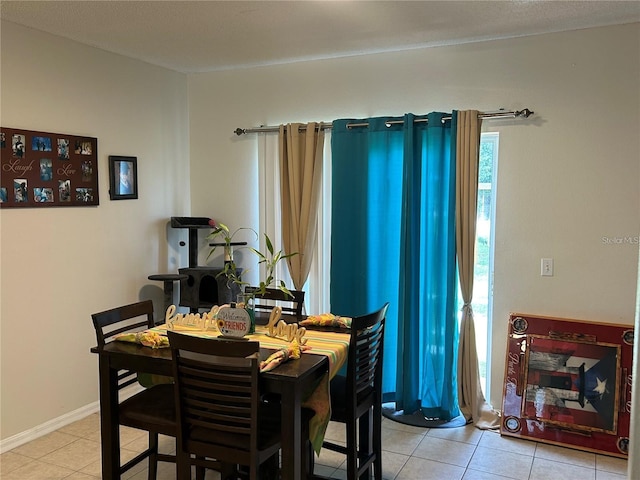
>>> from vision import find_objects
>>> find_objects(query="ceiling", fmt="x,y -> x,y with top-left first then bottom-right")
2,1 -> 639,74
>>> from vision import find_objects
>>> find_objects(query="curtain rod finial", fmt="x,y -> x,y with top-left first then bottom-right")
516,108 -> 534,118
234,128 -> 246,136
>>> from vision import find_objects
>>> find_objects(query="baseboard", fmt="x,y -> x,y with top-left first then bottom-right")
0,383 -> 145,454
0,401 -> 98,454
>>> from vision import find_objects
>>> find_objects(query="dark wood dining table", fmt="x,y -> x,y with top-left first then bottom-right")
91,337 -> 329,480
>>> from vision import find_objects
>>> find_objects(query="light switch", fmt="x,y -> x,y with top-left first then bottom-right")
541,258 -> 553,276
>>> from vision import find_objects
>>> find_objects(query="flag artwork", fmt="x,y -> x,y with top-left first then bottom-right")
501,313 -> 633,458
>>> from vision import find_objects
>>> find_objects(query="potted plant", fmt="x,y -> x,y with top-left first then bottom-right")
206,220 -> 255,265
206,220 -> 256,302
249,232 -> 298,298
208,224 -> 297,333
241,233 -> 298,333
206,221 -> 297,303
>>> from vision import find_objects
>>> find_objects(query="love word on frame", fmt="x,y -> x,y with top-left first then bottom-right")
0,127 -> 98,208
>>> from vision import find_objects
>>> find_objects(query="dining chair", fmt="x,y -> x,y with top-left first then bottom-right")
91,299 -> 178,480
167,331 -> 283,480
321,302 -> 389,480
244,286 -> 306,320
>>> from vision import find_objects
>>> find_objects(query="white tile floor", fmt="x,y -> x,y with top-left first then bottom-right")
1,413 -> 629,479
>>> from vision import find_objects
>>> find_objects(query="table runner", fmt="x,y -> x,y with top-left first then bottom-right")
151,324 -> 349,373
148,323 -> 350,453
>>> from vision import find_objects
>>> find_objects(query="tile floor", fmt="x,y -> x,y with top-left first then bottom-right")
1,413 -> 629,479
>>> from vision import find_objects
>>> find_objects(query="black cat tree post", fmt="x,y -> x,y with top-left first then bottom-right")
170,216 -> 244,313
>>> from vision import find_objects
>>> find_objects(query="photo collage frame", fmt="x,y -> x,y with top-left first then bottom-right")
0,127 -> 98,208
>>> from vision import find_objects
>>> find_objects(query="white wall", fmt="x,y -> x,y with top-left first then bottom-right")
0,22 -> 190,441
188,23 -> 640,409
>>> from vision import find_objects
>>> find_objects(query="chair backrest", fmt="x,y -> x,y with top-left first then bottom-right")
244,286 -> 305,318
346,303 -> 389,408
167,331 -> 262,464
91,299 -> 156,391
92,299 -> 156,348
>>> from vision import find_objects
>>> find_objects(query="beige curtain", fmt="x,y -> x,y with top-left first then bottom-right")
278,123 -> 325,290
455,110 -> 500,429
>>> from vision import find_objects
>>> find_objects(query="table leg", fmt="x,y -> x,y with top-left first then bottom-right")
280,385 -> 303,480
98,357 -> 121,479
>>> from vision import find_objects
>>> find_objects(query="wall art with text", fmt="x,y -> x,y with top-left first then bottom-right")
0,127 -> 98,208
501,313 -> 633,458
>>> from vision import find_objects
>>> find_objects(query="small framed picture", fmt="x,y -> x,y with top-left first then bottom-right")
109,155 -> 138,200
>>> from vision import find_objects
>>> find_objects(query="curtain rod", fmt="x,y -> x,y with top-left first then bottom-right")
233,108 -> 534,136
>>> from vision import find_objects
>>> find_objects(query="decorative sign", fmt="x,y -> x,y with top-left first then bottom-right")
165,304 -> 218,330
265,306 -> 308,345
162,303 -> 308,343
216,305 -> 251,338
1,127 -> 98,208
501,313 -> 633,458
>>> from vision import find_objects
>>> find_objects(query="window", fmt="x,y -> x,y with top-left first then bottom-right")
473,132 -> 499,395
261,129 -> 499,397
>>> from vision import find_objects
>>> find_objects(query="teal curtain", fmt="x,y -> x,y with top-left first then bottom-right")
331,113 -> 460,421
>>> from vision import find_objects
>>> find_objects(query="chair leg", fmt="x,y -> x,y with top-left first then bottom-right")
260,454 -> 279,480
373,406 -> 383,480
358,410 -> 373,480
346,417 -> 358,480
250,460 -> 259,480
147,432 -> 159,480
221,462 -> 237,480
195,463 -> 206,480
176,450 -> 191,480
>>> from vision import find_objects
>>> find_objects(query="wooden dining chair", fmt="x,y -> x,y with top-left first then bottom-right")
321,302 -> 389,480
167,331 -> 283,480
244,286 -> 306,320
91,299 -> 177,480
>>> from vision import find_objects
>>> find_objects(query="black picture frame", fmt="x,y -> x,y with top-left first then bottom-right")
109,155 -> 138,200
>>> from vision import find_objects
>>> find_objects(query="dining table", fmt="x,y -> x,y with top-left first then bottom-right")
91,316 -> 350,480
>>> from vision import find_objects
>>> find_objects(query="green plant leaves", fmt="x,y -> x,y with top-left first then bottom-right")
207,227 -> 298,299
